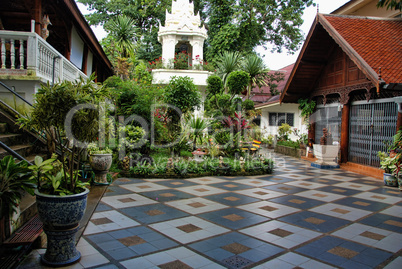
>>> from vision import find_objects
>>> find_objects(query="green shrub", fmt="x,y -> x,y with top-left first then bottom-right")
278,123 -> 292,141
227,71 -> 250,95
164,76 -> 201,115
180,150 -> 193,158
242,99 -> 255,110
277,140 -> 300,149
206,75 -> 223,96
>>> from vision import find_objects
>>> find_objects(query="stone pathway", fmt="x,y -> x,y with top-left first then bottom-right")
19,152 -> 402,269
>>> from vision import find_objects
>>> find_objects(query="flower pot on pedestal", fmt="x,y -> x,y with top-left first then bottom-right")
89,154 -> 113,185
35,188 -> 89,266
312,144 -> 340,169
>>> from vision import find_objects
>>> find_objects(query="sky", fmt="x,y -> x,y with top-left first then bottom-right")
77,0 -> 350,70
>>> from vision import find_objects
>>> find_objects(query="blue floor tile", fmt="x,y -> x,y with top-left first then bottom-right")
334,197 -> 389,211
119,203 -> 189,224
203,192 -> 259,206
140,189 -> 196,202
263,184 -> 309,194
279,211 -> 351,233
359,213 -> 402,233
269,195 -> 326,209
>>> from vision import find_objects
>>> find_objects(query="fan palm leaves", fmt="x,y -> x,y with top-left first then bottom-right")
216,51 -> 241,89
106,15 -> 138,58
189,117 -> 209,150
242,54 -> 270,99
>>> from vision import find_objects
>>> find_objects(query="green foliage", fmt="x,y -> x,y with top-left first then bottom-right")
242,99 -> 255,111
277,140 -> 300,149
118,125 -> 147,154
113,79 -> 164,123
215,51 -> 241,87
189,117 -> 209,150
0,156 -> 35,218
277,123 -> 292,141
377,0 -> 401,11
180,150 -> 194,158
134,61 -> 153,84
104,15 -> 138,58
206,75 -> 223,96
205,0 -> 315,63
378,152 -> 397,173
164,76 -> 201,115
20,77 -> 109,193
242,54 -> 270,98
298,99 -> 316,124
173,52 -> 190,70
227,71 -> 250,95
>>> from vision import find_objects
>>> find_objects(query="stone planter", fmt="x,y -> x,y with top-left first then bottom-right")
312,144 -> 340,168
35,188 -> 89,266
384,173 -> 398,187
89,154 -> 113,185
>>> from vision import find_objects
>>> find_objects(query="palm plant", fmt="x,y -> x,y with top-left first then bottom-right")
189,117 -> 209,150
242,54 -> 270,99
106,15 -> 138,58
216,51 -> 241,89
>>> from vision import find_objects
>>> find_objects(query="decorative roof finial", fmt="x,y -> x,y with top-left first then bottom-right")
378,67 -> 382,80
317,4 -> 320,13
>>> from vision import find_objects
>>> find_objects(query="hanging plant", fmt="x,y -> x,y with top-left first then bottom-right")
298,98 -> 316,127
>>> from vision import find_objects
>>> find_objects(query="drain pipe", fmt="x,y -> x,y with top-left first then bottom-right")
52,56 -> 61,85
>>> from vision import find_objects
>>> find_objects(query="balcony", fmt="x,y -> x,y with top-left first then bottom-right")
0,30 -> 87,83
152,69 -> 211,87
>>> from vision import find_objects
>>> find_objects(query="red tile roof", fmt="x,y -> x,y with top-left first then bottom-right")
323,15 -> 402,83
250,64 -> 294,103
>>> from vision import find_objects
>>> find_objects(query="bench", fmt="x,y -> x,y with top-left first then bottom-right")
240,140 -> 261,154
3,214 -> 43,247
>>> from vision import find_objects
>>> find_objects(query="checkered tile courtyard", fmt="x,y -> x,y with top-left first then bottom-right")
20,152 -> 402,269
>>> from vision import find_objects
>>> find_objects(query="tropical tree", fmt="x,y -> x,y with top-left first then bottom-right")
215,51 -> 241,89
242,54 -> 270,99
105,15 -> 138,58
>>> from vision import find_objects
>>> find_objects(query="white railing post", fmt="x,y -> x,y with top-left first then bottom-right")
10,39 -> 15,69
27,34 -> 37,71
19,39 -> 24,69
1,38 -> 5,69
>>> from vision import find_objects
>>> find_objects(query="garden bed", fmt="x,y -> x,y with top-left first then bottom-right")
120,157 -> 275,178
274,145 -> 301,158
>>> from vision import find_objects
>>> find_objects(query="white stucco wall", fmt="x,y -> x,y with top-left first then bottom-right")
0,80 -> 41,113
258,102 -> 307,141
70,27 -> 84,69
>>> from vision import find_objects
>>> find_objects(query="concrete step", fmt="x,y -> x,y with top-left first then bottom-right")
0,144 -> 33,159
0,133 -> 22,145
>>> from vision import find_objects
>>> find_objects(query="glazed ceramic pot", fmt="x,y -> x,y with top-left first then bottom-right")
383,173 -> 398,187
89,154 -> 113,184
35,188 -> 89,266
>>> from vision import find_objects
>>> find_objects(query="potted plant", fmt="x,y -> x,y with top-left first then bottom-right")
378,151 -> 398,186
19,76 -> 109,266
87,143 -> 113,185
0,156 -> 35,243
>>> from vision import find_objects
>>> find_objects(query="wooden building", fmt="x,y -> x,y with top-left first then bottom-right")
281,14 -> 402,170
0,0 -> 113,107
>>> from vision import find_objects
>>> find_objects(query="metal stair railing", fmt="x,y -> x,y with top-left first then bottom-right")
0,140 -> 32,165
0,80 -> 73,160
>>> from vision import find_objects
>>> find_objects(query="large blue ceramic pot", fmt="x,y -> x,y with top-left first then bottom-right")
383,173 -> 398,187
35,188 -> 89,266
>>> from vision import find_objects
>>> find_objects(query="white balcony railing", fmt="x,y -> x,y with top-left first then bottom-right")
0,30 -> 87,83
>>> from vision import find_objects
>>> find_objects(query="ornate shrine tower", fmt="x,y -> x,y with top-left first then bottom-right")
158,0 -> 207,67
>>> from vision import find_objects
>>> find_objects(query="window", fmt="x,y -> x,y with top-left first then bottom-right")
268,112 -> 294,126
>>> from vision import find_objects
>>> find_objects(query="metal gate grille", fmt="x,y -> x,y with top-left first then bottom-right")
349,102 -> 397,167
315,106 -> 342,144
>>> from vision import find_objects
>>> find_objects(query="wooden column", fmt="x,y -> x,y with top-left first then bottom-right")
397,105 -> 402,133
34,0 -> 42,35
340,104 -> 350,163
308,122 -> 316,144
